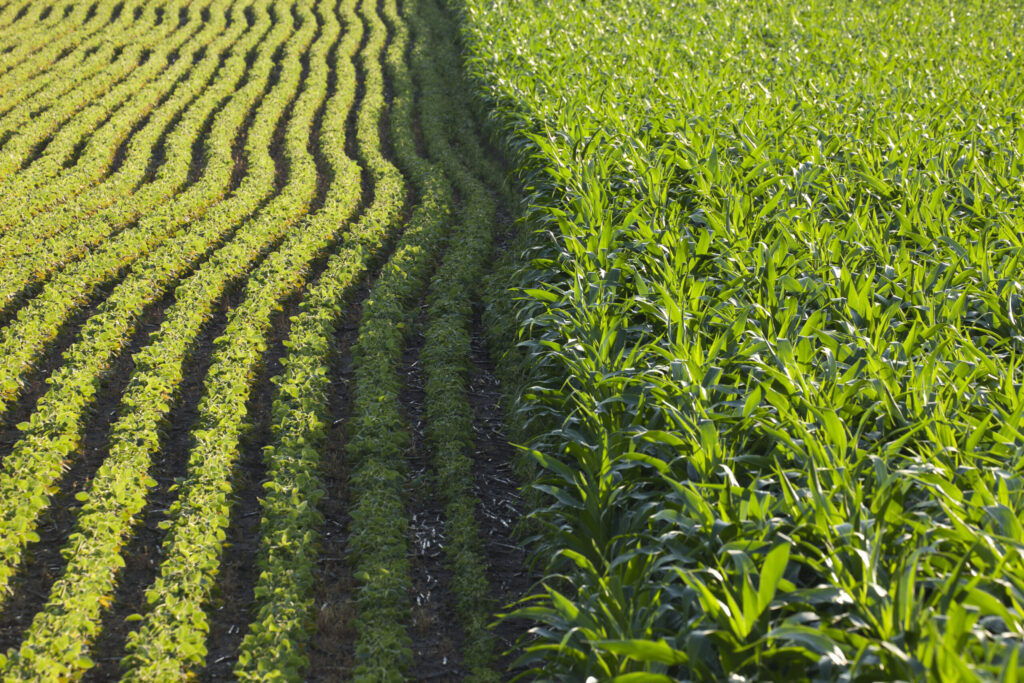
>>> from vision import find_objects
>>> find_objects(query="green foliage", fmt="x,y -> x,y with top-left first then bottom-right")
0,0 -> 284,614
0,0 -> 143,148
0,0 -> 199,232
0,0 -> 280,421
342,0 -> 452,677
0,0 -> 159,187
234,0 -> 405,675
457,0 -> 1024,679
0,0 -> 515,678
0,0 -> 241,276
404,0 -> 509,677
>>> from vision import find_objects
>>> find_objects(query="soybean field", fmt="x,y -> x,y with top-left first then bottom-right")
0,0 -> 526,680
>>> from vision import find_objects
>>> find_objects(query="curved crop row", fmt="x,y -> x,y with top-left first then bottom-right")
226,0 -> 364,673
0,0 -> 226,234
402,0 -> 502,677
0,0 -> 292,601
0,0 -> 280,419
340,0 -> 462,677
0,0 -> 147,137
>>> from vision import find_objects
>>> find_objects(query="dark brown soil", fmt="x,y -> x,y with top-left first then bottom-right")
401,307 -> 467,681
306,289 -> 365,681
468,314 -> 535,680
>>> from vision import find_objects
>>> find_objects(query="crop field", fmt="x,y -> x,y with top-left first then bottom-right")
2,0 -> 1024,681
459,0 -> 1024,680
0,0 -> 529,680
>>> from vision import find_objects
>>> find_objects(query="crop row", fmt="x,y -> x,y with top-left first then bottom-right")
0,0 -> 266,327
403,0 -> 505,678
337,0 -> 456,677
335,0 -> 522,678
0,0 -> 46,38
320,0 -> 529,677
